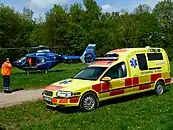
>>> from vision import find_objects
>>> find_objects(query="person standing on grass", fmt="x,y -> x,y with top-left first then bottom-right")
1,58 -> 12,93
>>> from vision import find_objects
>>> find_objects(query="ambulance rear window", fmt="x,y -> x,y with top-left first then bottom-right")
147,53 -> 163,61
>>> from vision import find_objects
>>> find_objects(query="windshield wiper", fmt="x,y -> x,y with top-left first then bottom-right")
72,77 -> 97,80
73,77 -> 88,80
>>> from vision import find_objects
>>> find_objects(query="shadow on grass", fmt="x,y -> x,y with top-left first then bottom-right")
12,69 -> 66,75
99,91 -> 154,107
10,88 -> 24,93
47,88 -> 170,114
99,88 -> 169,108
47,106 -> 80,114
100,88 -> 170,107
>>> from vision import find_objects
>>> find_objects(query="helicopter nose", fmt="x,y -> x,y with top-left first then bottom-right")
13,60 -> 22,67
13,61 -> 18,66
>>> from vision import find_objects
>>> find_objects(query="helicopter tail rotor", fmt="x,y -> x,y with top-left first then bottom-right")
80,44 -> 96,64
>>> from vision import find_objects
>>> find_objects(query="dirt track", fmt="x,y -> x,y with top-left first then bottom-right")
0,89 -> 43,108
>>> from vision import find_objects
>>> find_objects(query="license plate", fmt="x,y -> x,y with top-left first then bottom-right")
44,97 -> 52,102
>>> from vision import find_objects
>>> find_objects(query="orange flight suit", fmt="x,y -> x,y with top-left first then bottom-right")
1,61 -> 12,92
1,61 -> 12,76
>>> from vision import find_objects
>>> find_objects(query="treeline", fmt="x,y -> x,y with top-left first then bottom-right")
0,0 -> 173,63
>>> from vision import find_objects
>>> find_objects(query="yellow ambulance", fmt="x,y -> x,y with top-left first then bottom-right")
42,46 -> 173,111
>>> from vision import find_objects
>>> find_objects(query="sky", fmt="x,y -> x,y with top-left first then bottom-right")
0,0 -> 163,18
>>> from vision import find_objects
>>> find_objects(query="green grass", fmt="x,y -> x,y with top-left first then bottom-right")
1,87 -> 173,130
0,63 -> 86,92
0,62 -> 173,130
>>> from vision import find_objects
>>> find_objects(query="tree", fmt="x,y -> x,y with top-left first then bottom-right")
133,4 -> 159,47
1,0 -> 173,61
0,4 -> 35,62
43,5 -> 70,49
153,0 -> 173,59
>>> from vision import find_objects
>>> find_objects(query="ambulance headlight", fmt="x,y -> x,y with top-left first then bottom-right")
56,91 -> 72,98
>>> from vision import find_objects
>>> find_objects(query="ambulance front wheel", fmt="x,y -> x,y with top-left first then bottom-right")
79,92 -> 99,112
154,80 -> 165,95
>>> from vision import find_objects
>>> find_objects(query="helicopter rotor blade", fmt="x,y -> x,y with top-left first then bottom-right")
0,45 -> 69,50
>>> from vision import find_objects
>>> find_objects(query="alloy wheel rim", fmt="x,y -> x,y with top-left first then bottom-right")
83,96 -> 95,110
157,85 -> 163,94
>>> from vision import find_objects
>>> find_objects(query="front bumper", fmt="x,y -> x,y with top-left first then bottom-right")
42,95 -> 80,107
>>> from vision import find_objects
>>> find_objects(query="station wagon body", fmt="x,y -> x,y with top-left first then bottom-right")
42,46 -> 173,111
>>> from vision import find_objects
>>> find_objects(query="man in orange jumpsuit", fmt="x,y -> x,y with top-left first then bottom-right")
1,58 -> 12,93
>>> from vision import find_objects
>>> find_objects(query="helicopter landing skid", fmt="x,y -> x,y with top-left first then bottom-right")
25,69 -> 48,75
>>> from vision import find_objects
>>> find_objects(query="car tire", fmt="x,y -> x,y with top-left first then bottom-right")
154,81 -> 165,96
79,92 -> 99,112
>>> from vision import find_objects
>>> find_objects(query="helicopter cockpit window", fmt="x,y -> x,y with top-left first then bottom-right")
37,57 -> 45,64
18,57 -> 26,63
27,57 -> 37,66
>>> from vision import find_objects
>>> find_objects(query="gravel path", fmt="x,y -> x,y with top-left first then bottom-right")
0,89 -> 44,108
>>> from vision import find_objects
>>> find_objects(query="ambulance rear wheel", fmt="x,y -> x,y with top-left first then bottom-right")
79,92 -> 99,112
154,81 -> 165,95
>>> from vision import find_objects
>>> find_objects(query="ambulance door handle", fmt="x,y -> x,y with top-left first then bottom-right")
120,80 -> 124,83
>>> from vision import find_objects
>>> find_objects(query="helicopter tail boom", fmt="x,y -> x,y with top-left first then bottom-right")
60,44 -> 96,64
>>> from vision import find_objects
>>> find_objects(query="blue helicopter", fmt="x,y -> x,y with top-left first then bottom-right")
13,44 -> 96,74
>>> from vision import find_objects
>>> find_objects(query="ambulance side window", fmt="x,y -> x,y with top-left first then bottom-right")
136,54 -> 148,70
147,53 -> 163,60
103,62 -> 127,79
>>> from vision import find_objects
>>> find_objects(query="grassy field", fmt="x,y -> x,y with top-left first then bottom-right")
0,63 -> 173,130
0,63 -> 86,92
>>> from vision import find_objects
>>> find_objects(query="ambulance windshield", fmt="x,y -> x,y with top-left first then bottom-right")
73,67 -> 107,80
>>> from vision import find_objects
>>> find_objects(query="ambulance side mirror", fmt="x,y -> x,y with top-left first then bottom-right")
102,77 -> 112,82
